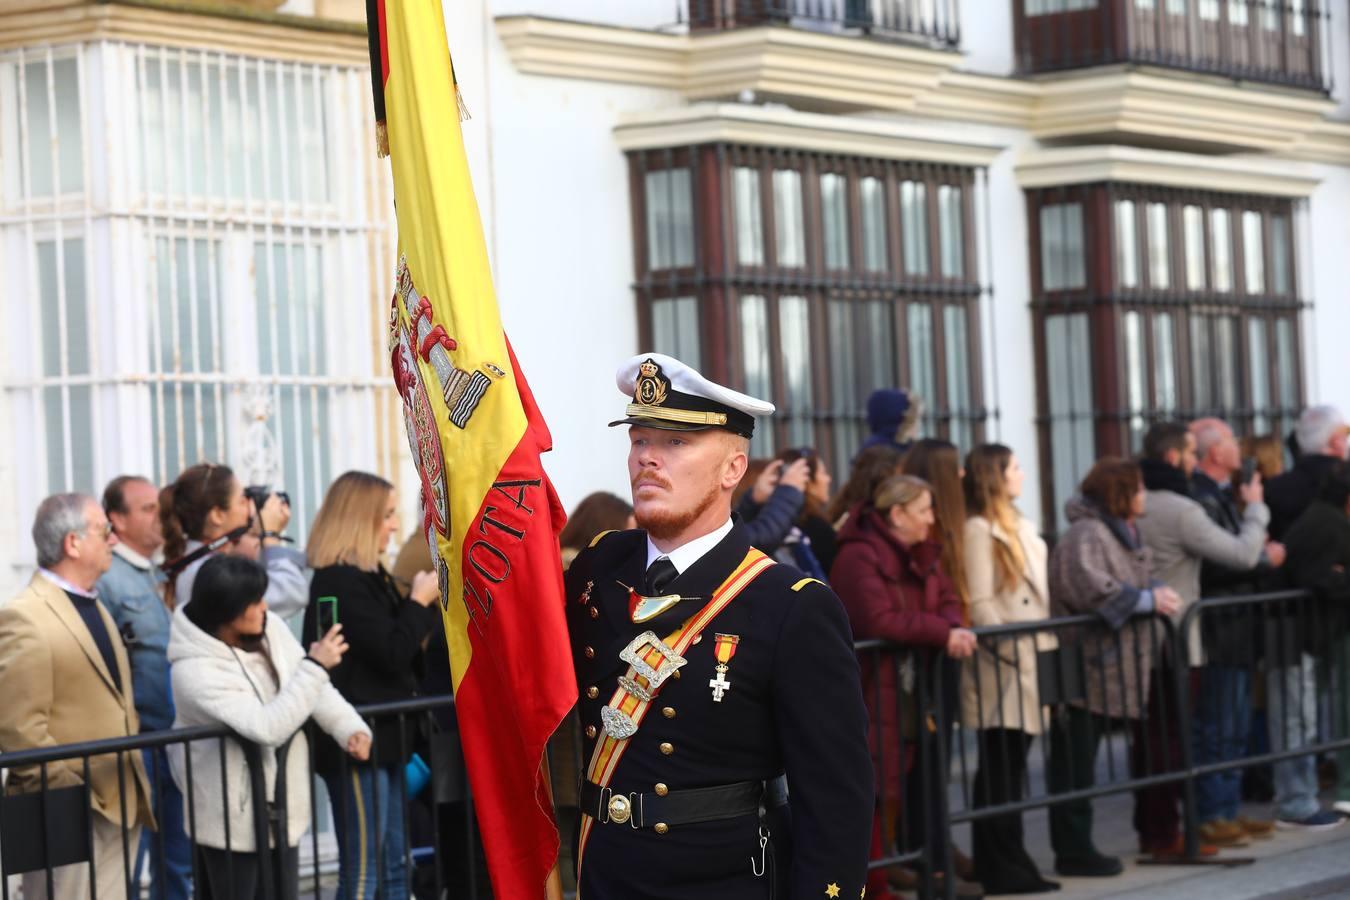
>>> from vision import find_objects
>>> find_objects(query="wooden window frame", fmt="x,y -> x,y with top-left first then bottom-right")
628,144 -> 987,470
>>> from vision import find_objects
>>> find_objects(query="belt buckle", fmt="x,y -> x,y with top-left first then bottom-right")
619,631 -> 686,691
607,793 -> 631,825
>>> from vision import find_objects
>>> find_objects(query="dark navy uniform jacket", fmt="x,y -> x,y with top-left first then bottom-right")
565,523 -> 873,900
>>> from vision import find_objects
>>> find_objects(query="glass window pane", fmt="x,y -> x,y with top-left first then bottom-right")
863,300 -> 896,396
1045,313 -> 1096,532
1191,315 -> 1212,411
1215,316 -> 1237,410
1229,0 -> 1249,25
1198,0 -> 1219,19
821,173 -> 849,270
651,297 -> 701,371
900,181 -> 929,277
1276,317 -> 1297,409
644,168 -> 694,270
1271,215 -> 1291,295
943,305 -> 972,451
1183,205 -> 1206,291
741,295 -> 774,456
773,170 -> 806,268
38,238 -> 89,377
939,185 -> 964,279
829,300 -> 861,467
22,58 -> 84,197
1115,200 -> 1138,289
733,167 -> 764,267
1154,313 -> 1178,416
1040,203 -> 1086,291
780,296 -> 814,448
1211,208 -> 1233,293
860,176 -> 887,273
1147,202 -> 1170,289
1124,311 -> 1146,451
1243,210 -> 1265,294
1249,318 -> 1270,433
908,304 -> 936,434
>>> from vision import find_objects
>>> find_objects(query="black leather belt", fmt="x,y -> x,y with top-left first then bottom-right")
581,776 -> 787,830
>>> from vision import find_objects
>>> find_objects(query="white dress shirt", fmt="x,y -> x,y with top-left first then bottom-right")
645,518 -> 734,576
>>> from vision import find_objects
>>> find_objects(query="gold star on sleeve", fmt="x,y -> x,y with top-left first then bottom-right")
825,884 -> 841,899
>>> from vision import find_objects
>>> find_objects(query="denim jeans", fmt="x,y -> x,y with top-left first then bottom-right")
324,764 -> 409,900
1267,653 -> 1320,821
136,745 -> 192,900
1193,665 -> 1251,823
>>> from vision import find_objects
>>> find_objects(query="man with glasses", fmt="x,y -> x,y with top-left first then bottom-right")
0,493 -> 154,899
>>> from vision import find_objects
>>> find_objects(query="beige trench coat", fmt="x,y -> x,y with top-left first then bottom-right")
959,516 -> 1058,735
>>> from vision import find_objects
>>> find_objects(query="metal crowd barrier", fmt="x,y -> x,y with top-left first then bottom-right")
4,592 -> 1348,900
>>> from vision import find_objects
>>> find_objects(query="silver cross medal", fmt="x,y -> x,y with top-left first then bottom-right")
709,664 -> 732,702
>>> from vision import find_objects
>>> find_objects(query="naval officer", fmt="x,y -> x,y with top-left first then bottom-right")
564,353 -> 872,899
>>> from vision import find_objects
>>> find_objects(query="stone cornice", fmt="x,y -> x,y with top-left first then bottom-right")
614,103 -> 1006,167
1015,145 -> 1322,197
0,0 -> 368,65
496,15 -> 1350,164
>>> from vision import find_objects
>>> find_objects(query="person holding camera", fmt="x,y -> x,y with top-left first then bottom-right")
168,554 -> 371,900
303,471 -> 441,900
160,463 -> 308,619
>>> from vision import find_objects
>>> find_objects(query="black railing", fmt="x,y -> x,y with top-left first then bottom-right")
1015,0 -> 1330,92
4,593 -> 1349,899
681,0 -> 961,49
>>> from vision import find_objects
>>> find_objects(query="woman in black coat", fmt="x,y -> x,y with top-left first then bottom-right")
303,471 -> 442,900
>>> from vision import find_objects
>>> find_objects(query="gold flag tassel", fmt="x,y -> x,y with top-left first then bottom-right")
375,119 -> 390,159
451,58 -> 471,122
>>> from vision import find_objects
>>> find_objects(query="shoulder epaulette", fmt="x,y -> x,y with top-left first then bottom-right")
588,529 -> 617,549
791,577 -> 826,592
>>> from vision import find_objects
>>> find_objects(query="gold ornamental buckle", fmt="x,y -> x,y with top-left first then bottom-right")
607,793 -> 631,824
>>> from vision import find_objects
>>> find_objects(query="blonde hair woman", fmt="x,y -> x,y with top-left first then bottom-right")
302,471 -> 440,900
959,444 -> 1058,894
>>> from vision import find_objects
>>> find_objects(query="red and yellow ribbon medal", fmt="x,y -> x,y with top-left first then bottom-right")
709,633 -> 740,702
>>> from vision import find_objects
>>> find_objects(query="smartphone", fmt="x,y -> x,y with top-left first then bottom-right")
317,596 -> 339,636
1238,457 -> 1257,486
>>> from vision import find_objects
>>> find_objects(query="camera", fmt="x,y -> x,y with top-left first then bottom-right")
244,485 -> 291,512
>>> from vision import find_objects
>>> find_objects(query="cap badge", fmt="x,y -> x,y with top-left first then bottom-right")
635,359 -> 669,408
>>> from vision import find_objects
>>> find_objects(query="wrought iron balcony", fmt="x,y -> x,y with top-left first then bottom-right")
682,0 -> 961,49
1015,0 -> 1329,92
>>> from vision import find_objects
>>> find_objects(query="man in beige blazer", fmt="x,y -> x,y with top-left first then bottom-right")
0,493 -> 154,900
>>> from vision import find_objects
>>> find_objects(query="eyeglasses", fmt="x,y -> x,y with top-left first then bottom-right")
81,522 -> 114,541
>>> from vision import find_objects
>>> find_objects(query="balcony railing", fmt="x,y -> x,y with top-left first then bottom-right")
1015,0 -> 1329,92
682,0 -> 961,49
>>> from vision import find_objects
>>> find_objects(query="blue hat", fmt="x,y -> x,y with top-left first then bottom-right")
865,388 -> 922,445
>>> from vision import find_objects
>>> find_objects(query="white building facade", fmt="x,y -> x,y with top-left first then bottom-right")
3,0 -> 1350,594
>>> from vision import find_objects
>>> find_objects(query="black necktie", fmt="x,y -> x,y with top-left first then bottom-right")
644,557 -> 678,596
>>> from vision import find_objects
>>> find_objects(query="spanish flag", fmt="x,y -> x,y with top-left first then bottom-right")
369,2 -> 576,895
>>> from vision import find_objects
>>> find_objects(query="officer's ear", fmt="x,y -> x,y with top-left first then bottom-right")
719,433 -> 750,491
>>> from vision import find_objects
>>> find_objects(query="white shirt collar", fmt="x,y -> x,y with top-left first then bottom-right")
39,568 -> 98,600
645,518 -> 734,576
113,543 -> 157,572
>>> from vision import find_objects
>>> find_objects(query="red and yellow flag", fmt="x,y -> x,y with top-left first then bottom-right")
368,2 -> 576,896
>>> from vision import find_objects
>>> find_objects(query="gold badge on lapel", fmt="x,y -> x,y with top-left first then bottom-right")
709,633 -> 740,702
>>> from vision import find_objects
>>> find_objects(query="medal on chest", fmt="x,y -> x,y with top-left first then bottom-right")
709,633 -> 740,702
622,582 -> 700,624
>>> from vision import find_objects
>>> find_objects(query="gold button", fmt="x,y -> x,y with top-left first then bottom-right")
672,670 -> 680,679
662,707 -> 676,719
585,725 -> 597,739
654,783 -> 669,796
587,686 -> 599,699
584,646 -> 595,659
654,822 -> 669,834
659,742 -> 674,755
589,606 -> 599,619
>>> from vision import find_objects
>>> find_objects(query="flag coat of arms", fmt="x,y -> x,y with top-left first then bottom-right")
368,1 -> 576,895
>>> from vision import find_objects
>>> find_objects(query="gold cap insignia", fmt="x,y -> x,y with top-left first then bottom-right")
635,359 -> 669,407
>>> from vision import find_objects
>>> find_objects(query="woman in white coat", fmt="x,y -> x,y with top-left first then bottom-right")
959,445 -> 1059,895
168,554 -> 372,900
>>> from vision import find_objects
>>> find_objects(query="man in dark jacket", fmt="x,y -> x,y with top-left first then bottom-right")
1267,405 -> 1349,540
1282,461 -> 1350,825
1187,419 -> 1283,845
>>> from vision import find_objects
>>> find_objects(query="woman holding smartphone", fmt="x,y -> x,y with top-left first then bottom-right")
304,471 -> 441,900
